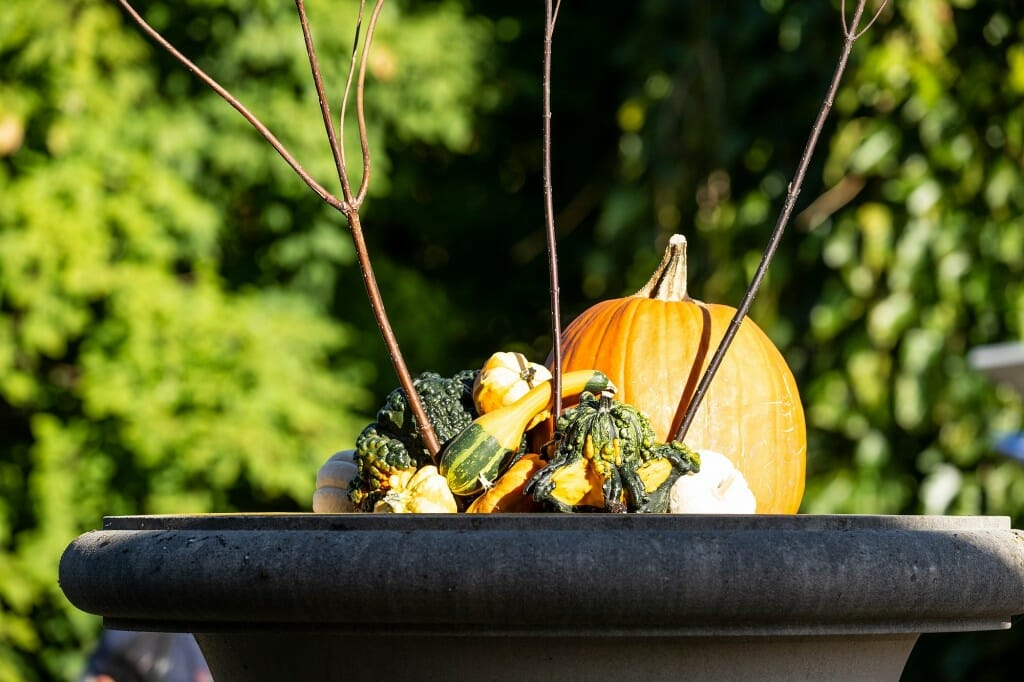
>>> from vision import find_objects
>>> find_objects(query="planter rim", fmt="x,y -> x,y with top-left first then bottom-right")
97,512 -> 1010,531
60,513 -> 1024,638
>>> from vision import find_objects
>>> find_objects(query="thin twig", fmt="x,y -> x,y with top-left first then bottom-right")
544,0 -> 564,419
114,0 -> 345,212
338,1 -> 368,204
291,0 -> 439,458
853,0 -> 889,40
296,0 -> 351,203
354,0 -> 386,206
674,0 -> 887,442
116,0 -> 441,460
297,0 -> 379,210
347,212 -> 441,458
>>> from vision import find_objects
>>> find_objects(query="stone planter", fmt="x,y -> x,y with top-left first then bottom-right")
59,514 -> 1024,681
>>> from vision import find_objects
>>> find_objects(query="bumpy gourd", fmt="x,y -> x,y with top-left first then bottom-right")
526,391 -> 651,512
348,424 -> 419,511
347,369 -> 480,511
527,391 -> 698,513
373,465 -> 458,514
635,441 -> 701,513
376,369 -> 479,461
552,234 -> 806,513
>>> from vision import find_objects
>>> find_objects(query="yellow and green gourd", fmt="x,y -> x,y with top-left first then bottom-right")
440,369 -> 614,496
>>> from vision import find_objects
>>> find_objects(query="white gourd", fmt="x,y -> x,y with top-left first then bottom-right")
668,450 -> 756,514
312,449 -> 358,513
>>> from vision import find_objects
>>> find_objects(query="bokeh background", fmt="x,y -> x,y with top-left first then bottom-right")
2,0 -> 1024,679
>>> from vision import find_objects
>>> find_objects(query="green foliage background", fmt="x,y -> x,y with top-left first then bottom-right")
1,0 -> 1022,679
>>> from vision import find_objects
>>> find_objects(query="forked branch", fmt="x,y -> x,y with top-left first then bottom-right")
296,0 -> 352,204
674,0 -> 889,442
113,0 -> 344,211
115,0 -> 441,459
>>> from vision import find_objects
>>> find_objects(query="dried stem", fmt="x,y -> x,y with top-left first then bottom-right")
114,0 -> 345,212
353,1 -> 384,206
115,0 -> 441,459
293,0 -> 439,458
296,0 -> 351,202
346,214 -> 442,459
337,1 -> 367,204
674,0 -> 887,442
295,0 -> 378,210
543,0 -> 564,418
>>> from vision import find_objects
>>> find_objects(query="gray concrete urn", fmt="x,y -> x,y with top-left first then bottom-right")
59,513 -> 1024,681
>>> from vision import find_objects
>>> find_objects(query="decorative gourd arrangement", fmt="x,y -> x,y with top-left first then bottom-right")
313,234 -> 806,515
108,0 -> 877,519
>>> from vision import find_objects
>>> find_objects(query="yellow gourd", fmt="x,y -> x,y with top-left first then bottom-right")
466,454 -> 546,513
373,465 -> 458,514
473,351 -> 552,430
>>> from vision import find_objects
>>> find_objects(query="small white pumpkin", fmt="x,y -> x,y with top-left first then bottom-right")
373,465 -> 458,514
312,449 -> 358,513
473,351 -> 552,426
668,450 -> 756,514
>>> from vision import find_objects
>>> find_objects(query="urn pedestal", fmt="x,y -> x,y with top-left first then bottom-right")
59,514 -> 1024,681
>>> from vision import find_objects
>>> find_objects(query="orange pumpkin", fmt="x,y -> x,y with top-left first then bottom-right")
550,234 -> 806,514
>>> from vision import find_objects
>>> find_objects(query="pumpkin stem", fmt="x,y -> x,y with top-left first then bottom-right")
634,234 -> 690,302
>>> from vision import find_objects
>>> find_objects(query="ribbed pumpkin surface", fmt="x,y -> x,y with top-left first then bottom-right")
553,236 -> 806,513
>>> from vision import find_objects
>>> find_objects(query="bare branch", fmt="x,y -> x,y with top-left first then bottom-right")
353,0 -> 386,207
543,0 -> 564,419
295,0 -> 352,203
348,213 -> 442,459
337,1 -> 368,205
675,0 -> 888,442
116,0 -> 441,460
292,0 -> 439,458
295,0 -> 385,210
113,0 -> 345,212
853,0 -> 890,40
